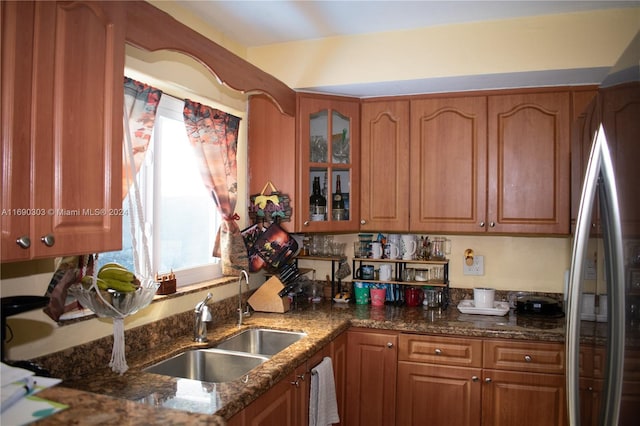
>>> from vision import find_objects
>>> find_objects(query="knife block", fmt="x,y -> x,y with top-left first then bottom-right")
248,276 -> 291,313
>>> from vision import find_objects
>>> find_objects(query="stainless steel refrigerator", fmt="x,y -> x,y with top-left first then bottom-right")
566,31 -> 640,425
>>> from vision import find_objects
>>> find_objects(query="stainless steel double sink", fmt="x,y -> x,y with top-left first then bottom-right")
144,328 -> 306,383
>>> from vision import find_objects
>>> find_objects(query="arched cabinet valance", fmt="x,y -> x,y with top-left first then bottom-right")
124,1 -> 296,116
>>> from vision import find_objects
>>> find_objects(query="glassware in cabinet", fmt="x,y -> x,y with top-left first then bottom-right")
298,95 -> 359,232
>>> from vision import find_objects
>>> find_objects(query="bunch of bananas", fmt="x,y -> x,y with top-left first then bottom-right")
81,263 -> 140,293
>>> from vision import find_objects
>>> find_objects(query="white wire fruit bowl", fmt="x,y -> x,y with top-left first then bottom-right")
69,279 -> 159,318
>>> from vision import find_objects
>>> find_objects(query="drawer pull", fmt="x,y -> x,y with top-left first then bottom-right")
386,342 -> 394,349
41,234 -> 55,247
16,236 -> 31,249
524,355 -> 532,362
434,348 -> 442,355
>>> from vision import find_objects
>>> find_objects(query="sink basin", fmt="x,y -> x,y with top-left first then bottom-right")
214,328 -> 307,356
144,349 -> 269,382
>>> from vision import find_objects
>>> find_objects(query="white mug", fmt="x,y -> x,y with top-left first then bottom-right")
371,242 -> 383,259
401,234 -> 417,260
385,243 -> 400,259
379,264 -> 392,281
474,287 -> 495,309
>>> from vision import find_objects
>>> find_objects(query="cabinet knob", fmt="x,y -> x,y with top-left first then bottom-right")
471,376 -> 479,382
290,379 -> 300,387
360,219 -> 366,225
386,342 -> 394,348
485,377 -> 492,384
434,348 -> 442,355
524,355 -> 532,362
16,236 -> 31,249
40,234 -> 55,247
303,221 -> 310,226
479,221 -> 485,228
489,222 -> 495,228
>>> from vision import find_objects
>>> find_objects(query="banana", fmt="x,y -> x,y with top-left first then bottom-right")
80,276 -> 110,291
98,266 -> 135,284
102,277 -> 138,293
98,262 -> 128,274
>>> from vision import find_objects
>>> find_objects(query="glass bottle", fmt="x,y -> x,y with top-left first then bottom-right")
310,176 -> 326,220
332,175 -> 346,220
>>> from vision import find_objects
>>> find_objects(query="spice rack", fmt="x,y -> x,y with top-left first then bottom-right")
352,258 -> 450,307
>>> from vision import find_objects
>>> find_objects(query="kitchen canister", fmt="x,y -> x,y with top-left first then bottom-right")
474,287 -> 495,309
370,288 -> 386,306
353,282 -> 370,305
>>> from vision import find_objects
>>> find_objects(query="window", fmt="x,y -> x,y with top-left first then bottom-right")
101,95 -> 222,286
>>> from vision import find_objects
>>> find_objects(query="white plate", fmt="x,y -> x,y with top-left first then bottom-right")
457,300 -> 510,316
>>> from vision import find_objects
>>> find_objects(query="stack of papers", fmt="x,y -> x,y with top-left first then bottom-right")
1,362 -> 67,425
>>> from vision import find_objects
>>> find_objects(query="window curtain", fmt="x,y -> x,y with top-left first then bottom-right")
122,77 -> 163,199
183,100 -> 248,275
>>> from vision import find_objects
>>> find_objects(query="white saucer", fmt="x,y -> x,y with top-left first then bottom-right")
457,300 -> 510,316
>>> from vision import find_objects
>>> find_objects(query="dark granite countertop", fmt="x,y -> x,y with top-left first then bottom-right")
36,301 -> 567,425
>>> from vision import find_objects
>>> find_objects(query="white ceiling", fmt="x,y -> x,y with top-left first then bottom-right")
176,0 -> 640,96
179,0 -> 638,47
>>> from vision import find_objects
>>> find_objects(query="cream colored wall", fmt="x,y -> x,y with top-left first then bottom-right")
298,234 -> 571,296
246,8 -> 640,90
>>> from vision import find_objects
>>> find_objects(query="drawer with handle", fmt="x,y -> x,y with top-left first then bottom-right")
399,333 -> 482,367
484,340 -> 564,374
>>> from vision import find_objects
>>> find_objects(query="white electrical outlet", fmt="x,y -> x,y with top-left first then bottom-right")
463,255 -> 484,276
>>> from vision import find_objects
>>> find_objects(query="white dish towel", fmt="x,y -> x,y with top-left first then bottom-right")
309,356 -> 340,426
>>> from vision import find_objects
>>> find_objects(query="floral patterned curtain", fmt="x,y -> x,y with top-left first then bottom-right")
183,100 -> 248,275
122,77 -> 162,199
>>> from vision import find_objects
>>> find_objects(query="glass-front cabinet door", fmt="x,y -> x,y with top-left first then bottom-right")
298,94 -> 360,232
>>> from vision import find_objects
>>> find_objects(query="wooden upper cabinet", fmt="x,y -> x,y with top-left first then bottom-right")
1,1 -> 35,261
570,89 -> 599,232
1,1 -> 125,261
487,91 -> 571,234
247,94 -> 297,229
360,100 -> 410,232
297,94 -> 360,233
601,83 -> 640,237
410,96 -> 488,233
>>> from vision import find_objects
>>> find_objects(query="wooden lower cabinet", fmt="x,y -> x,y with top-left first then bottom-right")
482,369 -> 566,426
330,330 -> 348,425
397,362 -> 482,425
393,333 -> 566,426
346,328 -> 398,426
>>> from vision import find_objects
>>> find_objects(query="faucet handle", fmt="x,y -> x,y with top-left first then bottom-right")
195,292 -> 213,313
201,305 -> 212,322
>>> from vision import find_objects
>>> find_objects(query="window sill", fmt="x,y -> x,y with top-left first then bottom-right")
58,275 -> 237,325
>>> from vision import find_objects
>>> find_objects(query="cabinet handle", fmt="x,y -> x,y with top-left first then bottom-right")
40,234 -> 55,247
291,379 -> 300,387
489,222 -> 495,228
386,342 -> 394,348
434,348 -> 442,355
303,221 -> 310,226
479,221 -> 485,228
471,376 -> 479,382
524,355 -> 532,362
297,373 -> 305,382
16,236 -> 31,249
360,219 -> 366,225
484,377 -> 492,384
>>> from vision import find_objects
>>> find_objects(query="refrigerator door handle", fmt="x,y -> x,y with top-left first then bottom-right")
597,125 -> 626,426
566,124 -> 625,426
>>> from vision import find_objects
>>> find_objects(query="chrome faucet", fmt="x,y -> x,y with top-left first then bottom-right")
238,270 -> 251,327
194,292 -> 212,342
